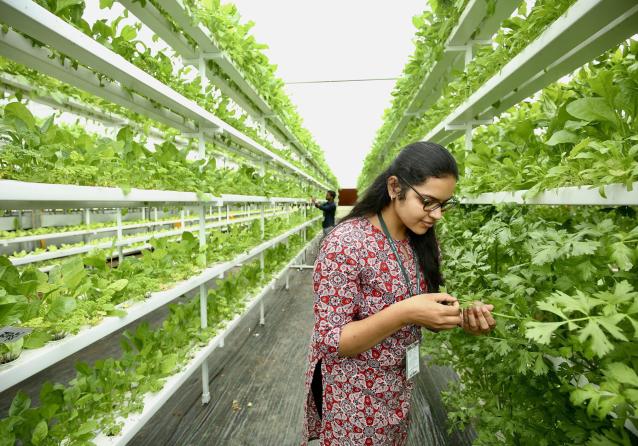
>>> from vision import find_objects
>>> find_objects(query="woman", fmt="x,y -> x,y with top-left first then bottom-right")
302,142 -> 496,445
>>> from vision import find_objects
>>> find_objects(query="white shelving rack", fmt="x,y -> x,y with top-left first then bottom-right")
461,182 -> 638,206
0,216 -> 320,394
8,210 -> 283,267
424,0 -> 638,148
0,180 -> 222,210
0,72 -> 288,176
0,0 -> 333,190
0,208 -> 256,248
118,0 -> 333,187
0,0 -> 328,443
380,0 -> 520,153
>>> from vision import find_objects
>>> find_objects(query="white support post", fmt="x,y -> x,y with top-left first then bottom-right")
260,204 -> 265,240
83,208 -> 90,244
217,204 -> 223,224
465,124 -> 473,177
444,120 -> 491,177
226,204 -> 230,226
198,131 -> 205,159
199,283 -> 210,404
153,207 -> 159,222
198,205 -> 206,250
180,209 -> 186,229
116,208 -> 123,263
141,207 -> 146,221
259,251 -> 265,325
198,204 -> 210,404
465,44 -> 473,66
197,55 -> 208,94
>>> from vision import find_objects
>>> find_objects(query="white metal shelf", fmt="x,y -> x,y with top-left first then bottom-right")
92,232 -> 321,446
380,0 -> 519,150
9,211 -> 287,266
0,0 -> 331,190
461,182 -> 638,206
0,72 -> 129,126
0,207 -> 291,247
0,180 -> 222,210
117,0 -> 333,187
220,194 -> 307,204
425,0 -> 638,146
0,217 -> 320,393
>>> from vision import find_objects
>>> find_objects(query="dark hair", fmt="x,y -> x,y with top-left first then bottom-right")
343,141 -> 458,292
327,190 -> 337,199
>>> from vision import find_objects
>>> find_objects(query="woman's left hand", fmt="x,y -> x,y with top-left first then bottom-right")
461,301 -> 496,335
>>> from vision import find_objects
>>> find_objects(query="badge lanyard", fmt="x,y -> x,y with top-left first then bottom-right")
377,212 -> 420,296
378,212 -> 422,379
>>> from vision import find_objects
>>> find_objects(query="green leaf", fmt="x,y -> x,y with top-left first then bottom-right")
39,114 -> 55,134
546,130 -> 578,146
31,420 -> 48,445
160,353 -> 178,375
99,0 -> 114,8
532,353 -> 549,375
566,98 -> 618,126
9,390 -> 30,416
120,25 -> 137,41
604,362 -> 638,387
536,300 -> 567,320
76,420 -> 99,436
107,308 -> 127,318
23,330 -> 51,349
596,314 -> 628,342
4,102 -> 36,129
570,384 -> 598,406
107,279 -> 129,292
578,319 -> 614,357
47,295 -> 76,320
610,241 -> 633,271
525,321 -> 565,344
55,0 -> 83,13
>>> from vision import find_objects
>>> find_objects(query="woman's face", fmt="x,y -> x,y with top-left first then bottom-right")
388,175 -> 457,235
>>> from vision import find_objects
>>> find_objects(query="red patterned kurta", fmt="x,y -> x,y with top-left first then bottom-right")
302,217 -> 426,445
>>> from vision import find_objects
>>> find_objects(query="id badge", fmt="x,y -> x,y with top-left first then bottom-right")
405,341 -> 420,379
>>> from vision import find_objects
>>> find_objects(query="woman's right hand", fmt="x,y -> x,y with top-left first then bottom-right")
398,293 -> 462,330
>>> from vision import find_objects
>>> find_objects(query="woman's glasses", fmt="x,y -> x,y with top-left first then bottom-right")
397,176 -> 458,213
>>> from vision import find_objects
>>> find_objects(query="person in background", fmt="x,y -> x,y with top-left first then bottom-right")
311,190 -> 337,236
301,142 -> 496,446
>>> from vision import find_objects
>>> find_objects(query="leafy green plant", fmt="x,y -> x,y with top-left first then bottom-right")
426,204 -> 638,445
0,210 -> 315,351
446,39 -> 638,197
360,0 -> 578,189
18,0 -> 336,187
0,101 -> 319,198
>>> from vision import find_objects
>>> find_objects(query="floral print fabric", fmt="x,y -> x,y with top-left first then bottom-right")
302,217 -> 426,445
